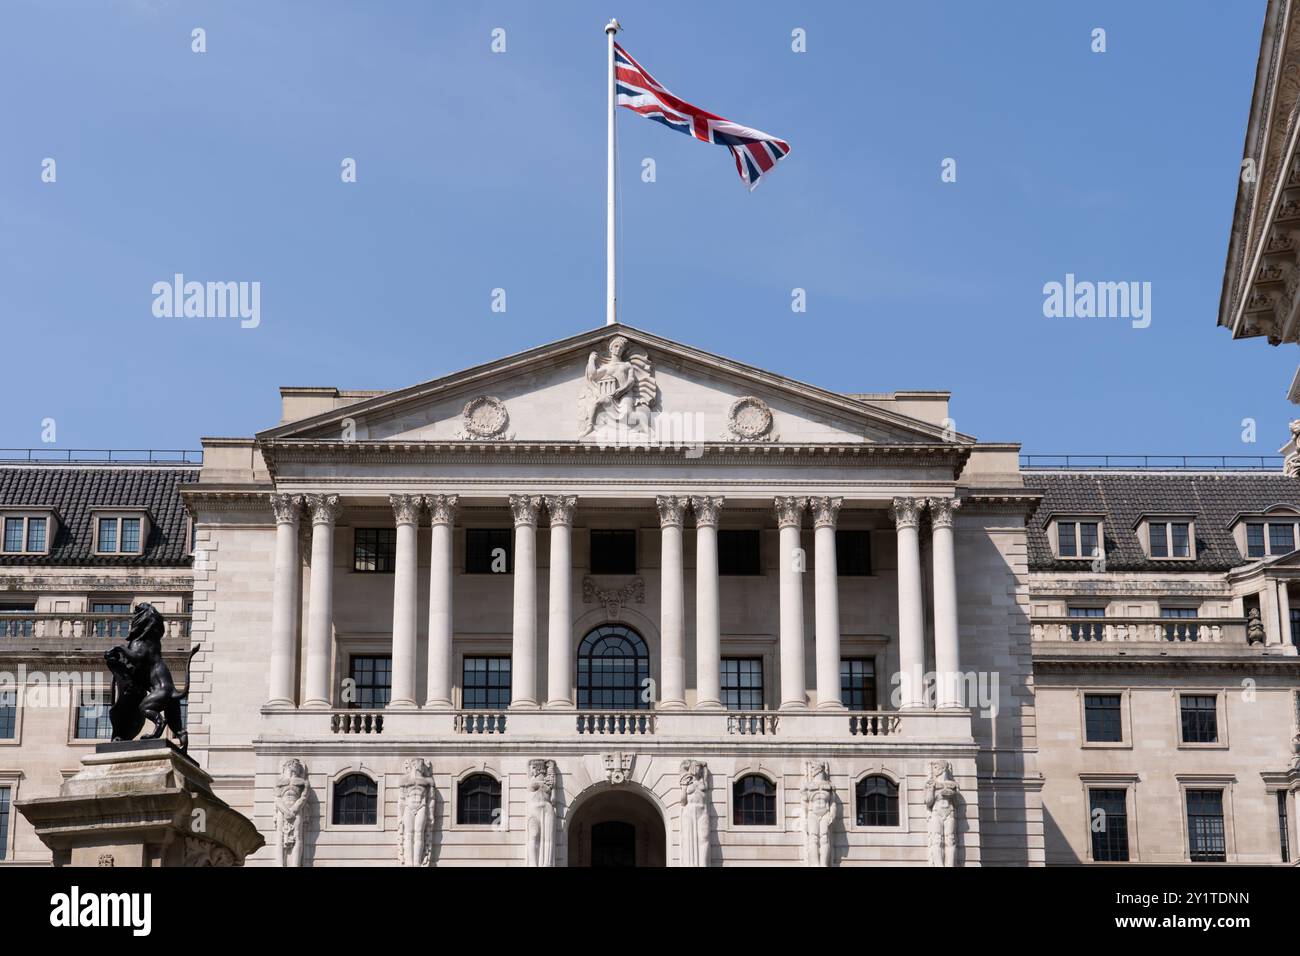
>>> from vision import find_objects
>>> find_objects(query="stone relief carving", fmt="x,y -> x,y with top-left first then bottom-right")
925,761 -> 961,868
773,495 -> 807,528
184,835 -> 236,867
425,493 -> 459,526
725,396 -> 778,442
1247,606 -> 1266,645
275,758 -> 311,868
1281,420 -> 1300,478
603,751 -> 633,785
397,758 -> 436,867
525,759 -> 558,867
97,853 -> 114,867
457,396 -> 514,440
578,334 -> 659,438
678,760 -> 711,868
800,761 -> 837,867
389,493 -> 423,525
582,576 -> 645,617
891,496 -> 926,529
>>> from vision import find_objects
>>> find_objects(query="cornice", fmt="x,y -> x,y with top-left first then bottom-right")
1033,656 -> 1300,673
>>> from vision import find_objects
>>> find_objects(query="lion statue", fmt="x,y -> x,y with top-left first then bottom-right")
103,602 -> 200,752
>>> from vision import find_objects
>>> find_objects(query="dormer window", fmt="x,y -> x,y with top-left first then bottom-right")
1232,508 -> 1300,559
0,511 -> 55,555
1053,517 -> 1103,560
1139,516 -> 1195,560
92,510 -> 149,556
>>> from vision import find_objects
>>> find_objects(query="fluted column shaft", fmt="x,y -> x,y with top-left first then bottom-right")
545,495 -> 577,708
892,497 -> 927,710
388,495 -> 423,709
691,496 -> 724,710
509,495 -> 543,708
424,495 -> 458,708
811,497 -> 845,710
657,496 -> 689,709
775,496 -> 808,710
267,494 -> 303,707
303,494 -> 341,709
929,497 -> 962,708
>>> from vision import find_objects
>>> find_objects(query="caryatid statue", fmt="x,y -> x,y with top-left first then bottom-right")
678,760 -> 711,868
274,758 -> 310,868
525,759 -> 558,867
578,334 -> 659,438
925,761 -> 961,868
800,761 -> 837,867
397,758 -> 435,867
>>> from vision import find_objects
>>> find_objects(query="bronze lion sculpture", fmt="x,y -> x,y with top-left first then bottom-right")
103,603 -> 200,752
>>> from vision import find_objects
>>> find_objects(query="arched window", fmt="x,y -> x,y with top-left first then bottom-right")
855,775 -> 899,827
332,773 -> 378,826
577,624 -> 650,710
733,774 -> 777,826
457,773 -> 502,825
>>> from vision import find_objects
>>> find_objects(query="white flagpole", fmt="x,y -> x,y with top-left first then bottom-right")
605,18 -> 620,326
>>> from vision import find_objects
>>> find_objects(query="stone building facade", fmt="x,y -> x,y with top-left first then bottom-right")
0,325 -> 1297,866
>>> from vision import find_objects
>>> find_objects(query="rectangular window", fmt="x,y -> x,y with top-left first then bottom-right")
1089,789 -> 1130,862
1171,522 -> 1190,558
0,601 -> 36,639
26,517 -> 46,552
97,518 -> 117,554
1279,791 -> 1291,864
0,689 -> 15,739
717,530 -> 760,576
1247,523 -> 1266,558
1079,522 -> 1100,559
1083,693 -> 1123,743
1270,523 -> 1296,554
835,530 -> 872,576
590,530 -> 636,575
91,601 -> 131,639
0,787 -> 9,861
2,518 -> 22,553
347,655 -> 391,709
840,658 -> 877,710
1058,522 -> 1076,557
1067,606 -> 1105,642
120,517 -> 141,553
1180,694 -> 1219,744
1149,522 -> 1168,558
721,658 -> 764,710
1186,790 -> 1227,862
1290,605 -> 1300,648
1162,606 -> 1199,642
75,689 -> 112,739
353,528 -> 396,573
465,528 -> 512,574
462,656 -> 511,710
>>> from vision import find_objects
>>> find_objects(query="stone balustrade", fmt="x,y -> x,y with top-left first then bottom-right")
1030,616 -> 1247,644
0,612 -> 192,642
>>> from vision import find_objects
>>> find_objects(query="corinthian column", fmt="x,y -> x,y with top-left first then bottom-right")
691,496 -> 724,710
267,493 -> 303,707
509,495 -> 543,709
544,495 -> 577,708
657,495 -> 689,709
810,496 -> 845,711
388,494 -> 423,709
424,494 -> 458,709
775,496 -> 808,710
302,493 -> 342,709
892,497 -> 926,710
928,497 -> 962,708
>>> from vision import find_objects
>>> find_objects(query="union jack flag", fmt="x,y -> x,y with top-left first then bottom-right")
614,42 -> 791,190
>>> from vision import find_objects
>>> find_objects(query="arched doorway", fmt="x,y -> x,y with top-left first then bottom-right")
566,784 -> 667,867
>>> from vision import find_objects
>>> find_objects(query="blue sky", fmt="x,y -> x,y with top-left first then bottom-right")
2,0 -> 1291,457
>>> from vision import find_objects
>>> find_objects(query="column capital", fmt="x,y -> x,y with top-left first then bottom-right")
656,495 -> 689,528
305,493 -> 342,526
269,493 -> 303,526
544,494 -> 578,527
926,496 -> 962,529
774,496 -> 807,529
808,496 -> 843,529
690,495 -> 725,527
425,494 -> 459,526
389,493 -> 424,526
890,496 -> 925,530
509,494 -> 543,527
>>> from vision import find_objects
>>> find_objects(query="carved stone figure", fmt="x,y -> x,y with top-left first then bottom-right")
1247,606 -> 1266,645
1281,420 -> 1300,478
184,836 -> 236,867
925,761 -> 961,867
578,334 -> 659,438
102,602 -> 200,752
525,759 -> 557,867
397,758 -> 436,867
678,760 -> 711,868
800,761 -> 837,867
275,758 -> 311,868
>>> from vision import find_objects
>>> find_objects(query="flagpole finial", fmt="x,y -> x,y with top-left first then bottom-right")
605,18 -> 620,34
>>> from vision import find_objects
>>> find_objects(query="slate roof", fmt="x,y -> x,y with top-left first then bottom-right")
1023,471 -> 1300,573
0,465 -> 199,567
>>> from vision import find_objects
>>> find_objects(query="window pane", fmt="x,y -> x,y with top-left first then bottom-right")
1179,694 -> 1218,744
332,774 -> 378,825
855,775 -> 899,827
840,657 -> 877,710
2,518 -> 22,553
1089,789 -> 1129,862
1067,606 -> 1105,641
0,787 -> 9,861
590,530 -> 637,575
0,690 -> 15,739
721,658 -> 764,710
91,602 -> 131,639
76,689 -> 112,739
1171,523 -> 1190,558
1161,606 -> 1199,642
348,655 -> 392,709
1279,791 -> 1291,864
97,518 -> 117,553
717,530 -> 761,576
457,773 -> 502,825
26,517 -> 46,553
462,656 -> 511,709
353,528 -> 396,573
120,518 -> 141,553
732,775 -> 776,826
577,625 -> 649,710
1080,522 -> 1100,559
1186,790 -> 1226,862
835,530 -> 871,576
1058,522 -> 1076,557
466,528 -> 512,574
1270,523 -> 1295,554
1083,694 -> 1122,742
1247,523 -> 1266,558
1148,522 -> 1167,558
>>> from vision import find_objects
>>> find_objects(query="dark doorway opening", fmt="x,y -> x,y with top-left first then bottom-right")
590,820 -> 637,867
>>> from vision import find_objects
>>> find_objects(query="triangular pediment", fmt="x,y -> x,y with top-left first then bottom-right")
258,325 -> 970,447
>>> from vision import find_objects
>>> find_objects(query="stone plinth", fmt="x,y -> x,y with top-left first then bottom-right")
16,739 -> 263,867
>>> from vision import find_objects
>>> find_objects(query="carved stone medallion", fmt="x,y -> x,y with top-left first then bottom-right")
458,396 -> 513,440
603,751 -> 634,785
725,396 -> 778,442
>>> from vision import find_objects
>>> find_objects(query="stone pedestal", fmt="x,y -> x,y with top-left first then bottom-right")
16,739 -> 264,867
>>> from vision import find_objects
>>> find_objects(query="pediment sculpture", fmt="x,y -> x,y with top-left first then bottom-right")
578,334 -> 660,439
